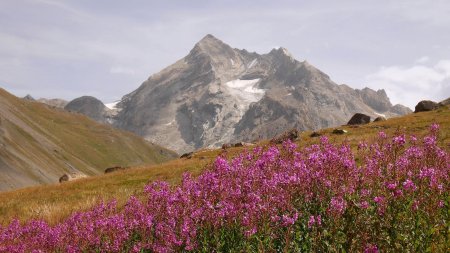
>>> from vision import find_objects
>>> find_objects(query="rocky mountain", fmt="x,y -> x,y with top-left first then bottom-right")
0,88 -> 177,191
65,96 -> 112,124
112,34 -> 411,153
37,98 -> 68,108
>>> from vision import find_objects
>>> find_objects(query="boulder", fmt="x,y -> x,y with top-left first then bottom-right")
414,100 -> 439,112
104,166 -> 125,174
222,143 -> 232,149
332,129 -> 348,135
347,113 -> 371,125
59,172 -> 87,183
59,174 -> 69,183
270,129 -> 299,144
233,142 -> 243,147
180,152 -> 193,159
310,132 -> 321,137
373,116 -> 386,122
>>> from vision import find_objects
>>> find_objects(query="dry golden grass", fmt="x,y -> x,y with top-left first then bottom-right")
0,107 -> 448,225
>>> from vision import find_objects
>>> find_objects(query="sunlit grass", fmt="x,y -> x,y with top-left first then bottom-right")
0,106 -> 448,226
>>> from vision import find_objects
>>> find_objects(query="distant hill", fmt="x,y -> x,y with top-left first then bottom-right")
0,88 -> 177,191
37,98 -> 68,108
64,96 -> 111,124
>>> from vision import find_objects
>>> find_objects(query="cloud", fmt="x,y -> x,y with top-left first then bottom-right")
365,60 -> 450,109
415,56 -> 430,64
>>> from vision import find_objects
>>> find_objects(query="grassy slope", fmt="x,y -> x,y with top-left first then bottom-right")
0,106 -> 448,225
0,88 -> 177,191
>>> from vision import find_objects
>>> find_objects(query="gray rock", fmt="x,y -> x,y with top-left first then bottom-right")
414,100 -> 439,112
180,152 -> 193,159
112,34 -> 411,153
347,113 -> 371,125
65,96 -> 110,123
310,132 -> 321,137
23,95 -> 35,101
438,97 -> 450,106
37,98 -> 68,108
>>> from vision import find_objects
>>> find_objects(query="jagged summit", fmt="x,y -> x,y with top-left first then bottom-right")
190,34 -> 233,56
112,35 -> 412,153
198,34 -> 221,44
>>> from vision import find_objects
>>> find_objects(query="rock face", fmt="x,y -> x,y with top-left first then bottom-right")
37,98 -> 68,108
347,113 -> 371,125
113,34 -> 412,153
23,95 -> 35,101
65,96 -> 111,124
439,97 -> 450,106
414,100 -> 439,113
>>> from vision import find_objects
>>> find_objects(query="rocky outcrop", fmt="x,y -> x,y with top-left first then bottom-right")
389,104 -> 412,115
59,172 -> 87,183
180,152 -> 193,159
37,98 -> 68,108
23,95 -> 35,101
414,100 -> 439,113
438,97 -> 450,106
65,96 -> 110,123
270,129 -> 299,144
347,113 -> 371,125
112,34 -> 411,153
104,166 -> 126,174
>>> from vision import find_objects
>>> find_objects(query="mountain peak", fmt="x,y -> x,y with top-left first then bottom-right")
195,34 -> 227,48
199,34 -> 218,42
188,34 -> 235,61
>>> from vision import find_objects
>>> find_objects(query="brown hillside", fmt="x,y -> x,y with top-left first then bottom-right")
0,88 -> 177,191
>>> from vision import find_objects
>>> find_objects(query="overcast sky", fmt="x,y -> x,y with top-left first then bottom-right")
1,0 -> 449,109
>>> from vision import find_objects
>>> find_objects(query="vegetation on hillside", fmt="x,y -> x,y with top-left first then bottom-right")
0,88 -> 177,190
0,123 -> 448,252
0,106 -> 448,226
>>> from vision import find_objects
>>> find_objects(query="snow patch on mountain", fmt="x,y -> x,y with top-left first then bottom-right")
247,59 -> 257,68
225,79 -> 264,102
225,78 -> 265,118
105,101 -> 120,110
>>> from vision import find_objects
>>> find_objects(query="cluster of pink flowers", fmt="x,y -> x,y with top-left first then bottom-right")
0,124 -> 448,252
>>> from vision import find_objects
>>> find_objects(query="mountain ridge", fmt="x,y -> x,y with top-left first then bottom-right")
61,34 -> 411,153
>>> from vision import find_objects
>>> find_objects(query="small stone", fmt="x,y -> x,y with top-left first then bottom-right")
180,152 -> 193,159
332,129 -> 348,135
310,132 -> 321,137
